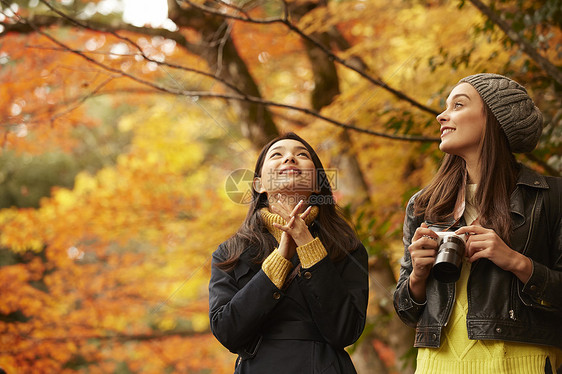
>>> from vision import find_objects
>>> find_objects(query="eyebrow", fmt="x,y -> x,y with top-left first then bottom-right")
449,93 -> 471,101
268,145 -> 309,153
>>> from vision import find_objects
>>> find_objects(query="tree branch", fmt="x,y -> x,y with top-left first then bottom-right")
468,0 -> 562,86
179,0 -> 440,116
24,1 -> 247,96
1,1 -> 439,143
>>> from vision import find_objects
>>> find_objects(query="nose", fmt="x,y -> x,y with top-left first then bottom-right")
283,153 -> 296,164
436,110 -> 449,124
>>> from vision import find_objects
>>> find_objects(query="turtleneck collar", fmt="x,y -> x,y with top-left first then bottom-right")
260,205 -> 319,243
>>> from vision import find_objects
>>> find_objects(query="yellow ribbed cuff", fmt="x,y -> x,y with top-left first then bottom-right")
262,249 -> 293,289
296,237 -> 327,269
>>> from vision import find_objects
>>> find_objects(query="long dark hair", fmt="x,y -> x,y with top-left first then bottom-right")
217,132 -> 361,271
414,101 -> 518,243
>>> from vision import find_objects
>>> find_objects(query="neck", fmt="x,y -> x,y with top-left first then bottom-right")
464,155 -> 481,185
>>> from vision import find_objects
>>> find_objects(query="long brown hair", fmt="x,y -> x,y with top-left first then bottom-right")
414,101 -> 518,242
217,132 -> 361,271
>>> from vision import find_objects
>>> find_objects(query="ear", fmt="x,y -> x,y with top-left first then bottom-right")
253,177 -> 266,193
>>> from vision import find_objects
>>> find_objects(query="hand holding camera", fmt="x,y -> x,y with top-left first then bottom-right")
456,225 -> 532,284
408,222 -> 468,284
408,223 -> 439,282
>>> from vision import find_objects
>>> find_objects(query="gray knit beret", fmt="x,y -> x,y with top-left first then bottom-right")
459,73 -> 543,153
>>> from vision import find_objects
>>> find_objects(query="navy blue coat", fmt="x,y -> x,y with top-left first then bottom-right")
209,235 -> 369,373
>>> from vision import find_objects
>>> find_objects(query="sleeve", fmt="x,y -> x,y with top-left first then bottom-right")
208,244 -> 285,354
296,240 -> 369,349
393,192 -> 427,328
296,237 -> 328,268
521,180 -> 562,311
262,249 -> 293,289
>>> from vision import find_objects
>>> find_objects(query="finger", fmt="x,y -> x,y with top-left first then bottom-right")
456,225 -> 486,235
290,200 -> 305,217
410,237 -> 439,251
467,249 -> 486,263
287,216 -> 296,229
273,222 -> 290,232
409,246 -> 437,262
413,227 -> 438,241
299,205 -> 313,219
271,200 -> 289,213
466,234 -> 491,248
466,241 -> 486,257
411,248 -> 437,258
270,202 -> 291,221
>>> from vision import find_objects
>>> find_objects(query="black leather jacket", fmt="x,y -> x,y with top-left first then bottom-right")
394,166 -> 562,349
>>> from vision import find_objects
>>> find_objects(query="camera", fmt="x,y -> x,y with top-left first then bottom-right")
428,224 -> 467,283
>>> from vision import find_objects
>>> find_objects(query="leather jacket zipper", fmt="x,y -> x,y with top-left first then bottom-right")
514,190 -> 540,312
443,282 -> 456,327
521,191 -> 539,257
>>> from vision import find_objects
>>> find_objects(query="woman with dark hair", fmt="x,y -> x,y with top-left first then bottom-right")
394,73 -> 562,373
209,132 -> 368,373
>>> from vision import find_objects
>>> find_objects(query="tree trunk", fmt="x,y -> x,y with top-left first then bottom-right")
168,0 -> 278,147
287,2 -> 415,371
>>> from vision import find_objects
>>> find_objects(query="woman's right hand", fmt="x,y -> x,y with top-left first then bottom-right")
278,231 -> 297,260
407,223 -> 439,302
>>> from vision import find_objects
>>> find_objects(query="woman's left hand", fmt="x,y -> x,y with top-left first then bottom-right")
456,224 -> 532,283
270,199 -> 315,247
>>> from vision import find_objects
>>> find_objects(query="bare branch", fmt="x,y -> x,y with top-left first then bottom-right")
50,76 -> 116,123
31,0 -> 246,96
179,0 -> 440,116
0,1 -> 244,97
1,1 -> 439,143
468,0 -> 562,86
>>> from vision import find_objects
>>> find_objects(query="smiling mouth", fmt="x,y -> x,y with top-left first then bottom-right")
441,128 -> 455,136
279,169 -> 302,175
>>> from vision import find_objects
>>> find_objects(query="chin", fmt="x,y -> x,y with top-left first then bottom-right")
439,141 -> 457,155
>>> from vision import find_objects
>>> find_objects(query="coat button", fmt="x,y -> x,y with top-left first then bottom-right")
534,181 -> 540,185
303,271 -> 312,279
273,292 -> 281,300
432,334 -> 437,341
530,285 -> 537,291
495,327 -> 502,334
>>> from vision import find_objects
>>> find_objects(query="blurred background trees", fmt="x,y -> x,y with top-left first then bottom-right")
0,0 -> 560,372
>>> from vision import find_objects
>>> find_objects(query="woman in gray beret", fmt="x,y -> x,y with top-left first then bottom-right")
394,73 -> 562,373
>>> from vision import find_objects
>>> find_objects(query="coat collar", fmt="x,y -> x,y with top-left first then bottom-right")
510,165 -> 548,228
515,164 -> 549,189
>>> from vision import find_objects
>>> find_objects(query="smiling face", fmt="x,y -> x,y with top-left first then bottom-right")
437,83 -> 487,162
255,139 -> 317,197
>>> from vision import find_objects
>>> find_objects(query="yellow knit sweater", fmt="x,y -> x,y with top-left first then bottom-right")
259,206 -> 327,289
416,184 -> 562,373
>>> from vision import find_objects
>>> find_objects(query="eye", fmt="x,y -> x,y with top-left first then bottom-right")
454,102 -> 463,109
298,152 -> 310,158
269,152 -> 282,158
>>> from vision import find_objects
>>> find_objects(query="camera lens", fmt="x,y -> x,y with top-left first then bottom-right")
433,234 -> 465,283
